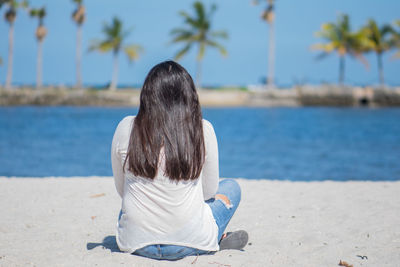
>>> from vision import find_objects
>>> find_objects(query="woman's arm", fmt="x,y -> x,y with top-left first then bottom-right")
202,120 -> 220,200
111,135 -> 125,198
111,117 -> 133,198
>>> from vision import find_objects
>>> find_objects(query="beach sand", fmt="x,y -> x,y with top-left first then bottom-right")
0,177 -> 399,267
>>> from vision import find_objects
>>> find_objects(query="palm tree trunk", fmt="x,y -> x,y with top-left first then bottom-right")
109,51 -> 119,91
36,40 -> 43,90
76,25 -> 83,89
339,56 -> 345,85
377,53 -> 384,87
267,20 -> 275,88
6,22 -> 15,90
195,59 -> 202,89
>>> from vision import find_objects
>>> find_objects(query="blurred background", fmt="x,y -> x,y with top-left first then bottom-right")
0,0 -> 399,87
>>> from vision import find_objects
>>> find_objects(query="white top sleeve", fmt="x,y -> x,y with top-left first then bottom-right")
202,120 -> 220,200
111,116 -> 133,198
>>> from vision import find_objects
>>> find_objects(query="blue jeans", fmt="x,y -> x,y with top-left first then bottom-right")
133,178 -> 241,260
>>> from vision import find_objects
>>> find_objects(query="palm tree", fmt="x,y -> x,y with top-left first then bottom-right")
170,1 -> 228,89
72,0 -> 85,89
2,0 -> 28,90
30,7 -> 47,90
252,0 -> 276,88
361,19 -> 394,87
312,14 -> 368,85
392,20 -> 400,58
89,17 -> 143,91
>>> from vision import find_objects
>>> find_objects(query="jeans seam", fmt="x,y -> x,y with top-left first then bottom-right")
157,245 -> 161,258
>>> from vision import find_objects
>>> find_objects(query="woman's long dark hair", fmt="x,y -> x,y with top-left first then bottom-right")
124,61 -> 205,181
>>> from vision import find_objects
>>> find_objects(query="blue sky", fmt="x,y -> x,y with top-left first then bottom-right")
0,0 -> 399,87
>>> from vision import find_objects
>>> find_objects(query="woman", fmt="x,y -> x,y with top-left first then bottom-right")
111,61 -> 248,260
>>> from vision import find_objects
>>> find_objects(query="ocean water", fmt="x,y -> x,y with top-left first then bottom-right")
0,107 -> 399,181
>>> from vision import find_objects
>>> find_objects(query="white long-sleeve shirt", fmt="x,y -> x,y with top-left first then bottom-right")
111,116 -> 220,253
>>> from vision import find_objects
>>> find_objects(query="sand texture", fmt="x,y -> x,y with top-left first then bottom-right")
0,177 -> 399,267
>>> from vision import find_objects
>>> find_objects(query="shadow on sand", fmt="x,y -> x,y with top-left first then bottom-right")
87,235 -> 121,252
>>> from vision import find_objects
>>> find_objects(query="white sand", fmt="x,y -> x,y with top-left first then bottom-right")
0,177 -> 399,267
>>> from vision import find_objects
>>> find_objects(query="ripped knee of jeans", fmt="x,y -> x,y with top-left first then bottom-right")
215,194 -> 233,209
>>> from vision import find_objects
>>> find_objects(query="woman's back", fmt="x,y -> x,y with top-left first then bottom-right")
112,116 -> 220,253
111,61 -> 246,260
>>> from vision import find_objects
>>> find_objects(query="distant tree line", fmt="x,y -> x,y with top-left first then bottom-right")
0,0 -> 399,90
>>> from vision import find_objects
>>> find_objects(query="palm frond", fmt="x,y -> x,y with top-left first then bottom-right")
311,43 -> 336,53
30,7 -> 46,19
362,19 -> 394,53
123,44 -> 143,62
30,8 -> 37,16
381,24 -> 394,36
206,40 -> 228,57
193,1 -> 205,24
178,11 -> 199,28
338,14 -> 350,33
174,44 -> 192,60
315,23 -> 339,42
171,32 -> 198,43
170,28 -> 191,35
366,19 -> 380,41
88,40 -> 114,53
2,0 -> 28,10
102,17 -> 122,39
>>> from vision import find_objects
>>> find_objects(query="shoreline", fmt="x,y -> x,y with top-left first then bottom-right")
1,86 -> 400,107
1,177 -> 399,266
